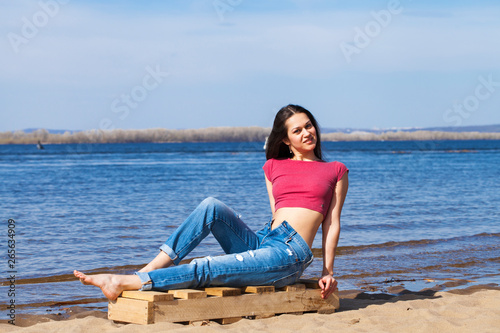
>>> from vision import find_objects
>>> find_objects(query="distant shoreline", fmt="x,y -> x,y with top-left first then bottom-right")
1,126 -> 500,144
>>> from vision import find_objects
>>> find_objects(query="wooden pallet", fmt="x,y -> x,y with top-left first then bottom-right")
108,279 -> 339,325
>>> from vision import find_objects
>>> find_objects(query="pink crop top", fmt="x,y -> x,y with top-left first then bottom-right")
262,158 -> 348,217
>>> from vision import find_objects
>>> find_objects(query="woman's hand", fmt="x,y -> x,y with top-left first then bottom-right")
318,274 -> 338,299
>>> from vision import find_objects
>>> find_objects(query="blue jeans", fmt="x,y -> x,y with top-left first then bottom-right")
136,197 -> 313,290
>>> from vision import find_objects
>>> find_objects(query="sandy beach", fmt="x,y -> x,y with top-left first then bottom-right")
2,285 -> 499,333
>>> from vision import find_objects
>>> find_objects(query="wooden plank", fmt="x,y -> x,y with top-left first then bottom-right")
278,283 -> 306,292
254,313 -> 275,319
204,287 -> 241,297
121,290 -> 174,302
153,288 -> 339,323
243,286 -> 275,294
108,297 -> 152,325
167,289 -> 208,299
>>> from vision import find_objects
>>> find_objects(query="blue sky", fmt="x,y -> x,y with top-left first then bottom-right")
1,0 -> 500,132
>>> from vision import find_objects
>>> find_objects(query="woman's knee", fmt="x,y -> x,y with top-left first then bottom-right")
199,197 -> 224,211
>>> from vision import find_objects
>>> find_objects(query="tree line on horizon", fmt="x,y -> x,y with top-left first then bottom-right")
1,127 -> 500,145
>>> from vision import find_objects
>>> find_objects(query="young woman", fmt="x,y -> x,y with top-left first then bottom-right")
74,104 -> 348,300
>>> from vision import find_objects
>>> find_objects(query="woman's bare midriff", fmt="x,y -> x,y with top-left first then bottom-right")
271,207 -> 324,248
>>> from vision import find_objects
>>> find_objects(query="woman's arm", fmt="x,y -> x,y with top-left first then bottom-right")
265,175 -> 276,215
319,172 -> 348,299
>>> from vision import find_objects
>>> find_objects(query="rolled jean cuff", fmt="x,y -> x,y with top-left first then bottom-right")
159,244 -> 180,265
135,272 -> 153,291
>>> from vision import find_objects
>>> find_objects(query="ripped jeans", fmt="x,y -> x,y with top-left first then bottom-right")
136,197 -> 313,291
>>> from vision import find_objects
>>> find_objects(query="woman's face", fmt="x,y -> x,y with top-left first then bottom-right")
283,112 -> 317,155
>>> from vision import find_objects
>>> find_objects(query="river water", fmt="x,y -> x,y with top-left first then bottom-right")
0,140 -> 499,315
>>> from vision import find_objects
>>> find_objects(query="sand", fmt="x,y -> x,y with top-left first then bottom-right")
2,286 -> 499,333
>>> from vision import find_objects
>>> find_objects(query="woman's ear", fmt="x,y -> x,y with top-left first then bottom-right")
282,137 -> 290,145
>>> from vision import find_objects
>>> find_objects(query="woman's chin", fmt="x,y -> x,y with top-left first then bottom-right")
296,144 -> 316,154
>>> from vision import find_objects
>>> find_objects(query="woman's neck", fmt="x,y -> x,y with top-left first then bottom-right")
290,152 -> 319,161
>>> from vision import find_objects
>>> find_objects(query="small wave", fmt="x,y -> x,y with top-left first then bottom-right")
0,297 -> 107,309
0,264 -> 144,286
312,232 -> 500,257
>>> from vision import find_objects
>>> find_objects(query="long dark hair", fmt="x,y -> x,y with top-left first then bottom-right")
265,104 -> 323,160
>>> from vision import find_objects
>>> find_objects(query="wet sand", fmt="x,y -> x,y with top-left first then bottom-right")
2,285 -> 499,332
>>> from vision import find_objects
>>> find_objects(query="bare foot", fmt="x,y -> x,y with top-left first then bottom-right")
74,270 -> 124,301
